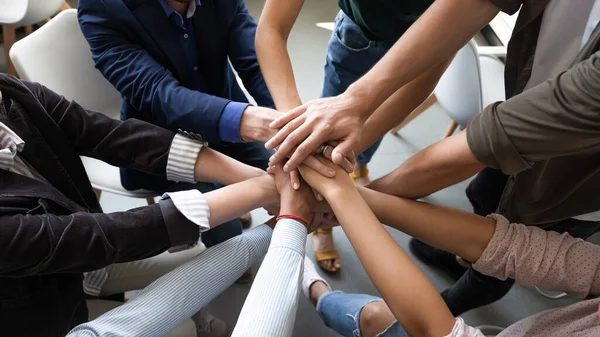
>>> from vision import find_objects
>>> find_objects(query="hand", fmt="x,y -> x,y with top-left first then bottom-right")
265,92 -> 366,171
268,162 -> 314,228
298,155 -> 354,199
239,106 -> 282,143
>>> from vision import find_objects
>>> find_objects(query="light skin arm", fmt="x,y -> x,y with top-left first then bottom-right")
354,59 -> 451,155
368,131 -> 486,199
267,0 -> 499,170
299,162 -> 457,337
255,0 -> 305,112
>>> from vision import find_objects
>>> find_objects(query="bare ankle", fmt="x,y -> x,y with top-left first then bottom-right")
309,281 -> 330,306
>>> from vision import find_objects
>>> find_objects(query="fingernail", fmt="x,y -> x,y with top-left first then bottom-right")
293,183 -> 299,190
328,169 -> 335,177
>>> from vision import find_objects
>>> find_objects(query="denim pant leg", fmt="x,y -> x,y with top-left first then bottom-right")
316,291 -> 408,337
321,11 -> 394,165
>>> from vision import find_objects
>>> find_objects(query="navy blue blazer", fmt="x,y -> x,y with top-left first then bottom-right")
78,0 -> 273,191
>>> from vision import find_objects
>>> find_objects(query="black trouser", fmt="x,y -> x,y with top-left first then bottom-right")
444,168 -> 600,316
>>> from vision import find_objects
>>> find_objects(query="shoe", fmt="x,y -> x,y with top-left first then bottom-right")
302,258 -> 331,298
409,238 -> 467,280
311,228 -> 341,273
240,212 -> 252,229
235,268 -> 253,284
193,308 -> 228,337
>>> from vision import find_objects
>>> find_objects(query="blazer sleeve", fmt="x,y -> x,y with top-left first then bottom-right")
0,198 -> 200,277
77,0 -> 229,143
24,80 -> 178,176
227,0 -> 275,108
466,50 -> 600,175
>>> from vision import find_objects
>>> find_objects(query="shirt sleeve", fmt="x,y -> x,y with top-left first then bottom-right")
218,102 -> 248,143
166,133 -> 205,183
466,50 -> 600,175
231,219 -> 307,337
66,225 -> 273,337
473,214 -> 600,298
161,190 -> 210,253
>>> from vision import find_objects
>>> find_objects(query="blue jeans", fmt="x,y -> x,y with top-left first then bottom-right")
321,11 -> 395,164
164,141 -> 272,248
316,291 -> 408,337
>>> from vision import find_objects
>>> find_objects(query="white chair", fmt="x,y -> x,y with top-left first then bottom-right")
10,9 -> 157,205
391,40 -> 506,139
0,0 -> 70,75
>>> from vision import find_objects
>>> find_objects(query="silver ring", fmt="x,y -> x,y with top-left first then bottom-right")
319,144 -> 329,155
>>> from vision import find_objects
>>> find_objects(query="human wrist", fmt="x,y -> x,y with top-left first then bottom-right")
254,173 -> 278,207
344,84 -> 374,122
239,106 -> 279,142
280,192 -> 312,221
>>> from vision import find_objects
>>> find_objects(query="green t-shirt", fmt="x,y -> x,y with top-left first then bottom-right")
338,0 -> 434,42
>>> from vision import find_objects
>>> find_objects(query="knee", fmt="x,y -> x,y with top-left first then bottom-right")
359,301 -> 396,337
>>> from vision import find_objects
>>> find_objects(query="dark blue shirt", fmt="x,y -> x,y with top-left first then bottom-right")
158,0 -> 247,142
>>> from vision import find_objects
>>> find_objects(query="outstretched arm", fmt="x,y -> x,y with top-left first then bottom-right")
266,0 -> 499,170
298,162 -> 457,337
255,0 -> 304,111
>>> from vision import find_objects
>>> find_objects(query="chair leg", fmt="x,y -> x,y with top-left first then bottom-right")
390,93 -> 437,135
146,197 -> 156,205
24,25 -> 33,35
2,25 -> 17,76
94,188 -> 102,201
443,121 -> 458,139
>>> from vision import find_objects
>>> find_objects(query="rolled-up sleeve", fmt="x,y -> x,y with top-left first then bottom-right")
466,50 -> 600,175
166,133 -> 205,183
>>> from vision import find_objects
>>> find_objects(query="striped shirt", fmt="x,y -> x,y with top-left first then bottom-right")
232,219 -> 307,337
0,102 -> 209,296
67,223 -> 280,336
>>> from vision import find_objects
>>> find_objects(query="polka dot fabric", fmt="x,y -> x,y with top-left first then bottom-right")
467,214 -> 600,337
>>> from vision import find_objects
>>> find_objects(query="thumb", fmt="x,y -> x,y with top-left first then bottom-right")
332,134 -> 359,165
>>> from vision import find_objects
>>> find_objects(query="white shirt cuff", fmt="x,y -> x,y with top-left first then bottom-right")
161,190 -> 210,232
166,133 -> 205,183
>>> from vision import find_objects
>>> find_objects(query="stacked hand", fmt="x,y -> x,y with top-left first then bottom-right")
265,92 -> 366,174
267,162 -> 337,232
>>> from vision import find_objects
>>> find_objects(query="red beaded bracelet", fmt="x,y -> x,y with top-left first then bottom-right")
276,214 -> 310,226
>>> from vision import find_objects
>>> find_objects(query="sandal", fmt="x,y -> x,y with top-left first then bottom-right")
349,167 -> 369,185
311,228 -> 341,273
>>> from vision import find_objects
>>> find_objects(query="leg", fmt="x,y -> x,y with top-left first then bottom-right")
86,299 -> 197,337
390,94 -> 438,134
97,245 -> 226,336
2,25 -> 17,76
316,292 -> 406,337
443,121 -> 458,139
441,268 -> 515,316
303,259 -> 406,337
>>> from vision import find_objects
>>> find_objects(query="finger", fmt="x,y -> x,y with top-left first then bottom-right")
266,114 -> 307,151
285,131 -> 328,172
277,125 -> 314,172
269,104 -> 307,130
332,134 -> 360,165
290,169 -> 300,190
303,155 -> 336,178
322,145 -> 354,173
266,165 -> 276,174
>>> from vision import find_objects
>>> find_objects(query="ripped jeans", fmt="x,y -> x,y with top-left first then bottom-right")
316,291 -> 408,337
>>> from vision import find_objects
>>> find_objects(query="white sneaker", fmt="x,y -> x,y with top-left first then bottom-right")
302,257 -> 332,299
